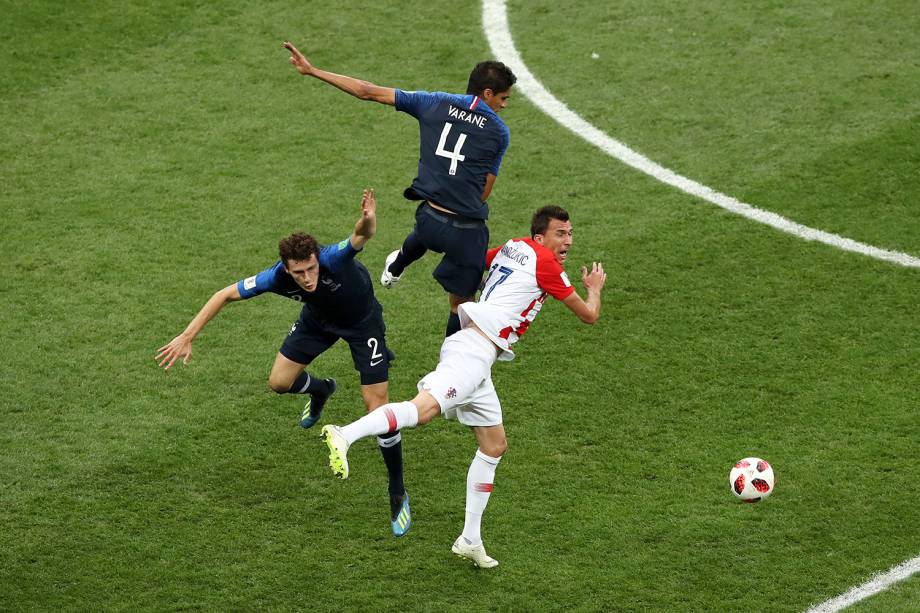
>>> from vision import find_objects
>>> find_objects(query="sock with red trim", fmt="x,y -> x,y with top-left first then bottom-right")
341,401 -> 419,445
461,449 -> 501,546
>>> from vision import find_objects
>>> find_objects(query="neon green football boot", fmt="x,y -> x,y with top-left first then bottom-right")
321,425 -> 350,479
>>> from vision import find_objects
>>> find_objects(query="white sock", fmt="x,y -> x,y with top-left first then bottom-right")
461,449 -> 501,545
341,401 -> 419,445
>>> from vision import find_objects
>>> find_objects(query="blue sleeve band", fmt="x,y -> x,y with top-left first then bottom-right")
236,262 -> 283,299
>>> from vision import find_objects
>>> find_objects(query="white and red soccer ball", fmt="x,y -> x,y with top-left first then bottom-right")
729,457 -> 775,502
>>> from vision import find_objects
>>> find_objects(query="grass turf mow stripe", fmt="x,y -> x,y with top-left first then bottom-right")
481,0 -> 920,269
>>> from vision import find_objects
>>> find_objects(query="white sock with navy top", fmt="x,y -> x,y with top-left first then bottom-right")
461,449 -> 501,545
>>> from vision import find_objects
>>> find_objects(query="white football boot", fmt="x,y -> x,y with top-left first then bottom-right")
380,250 -> 402,289
451,536 -> 498,568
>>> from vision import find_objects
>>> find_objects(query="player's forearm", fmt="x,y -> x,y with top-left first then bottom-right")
181,289 -> 233,340
309,68 -> 380,101
349,232 -> 372,251
581,289 -> 603,324
354,215 -> 376,241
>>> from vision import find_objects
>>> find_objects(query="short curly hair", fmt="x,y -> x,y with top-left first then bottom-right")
278,232 -> 319,263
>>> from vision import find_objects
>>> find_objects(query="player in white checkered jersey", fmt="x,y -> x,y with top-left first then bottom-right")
321,205 -> 607,568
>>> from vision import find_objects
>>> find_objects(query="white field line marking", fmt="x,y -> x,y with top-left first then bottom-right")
805,555 -> 920,612
481,0 -> 920,269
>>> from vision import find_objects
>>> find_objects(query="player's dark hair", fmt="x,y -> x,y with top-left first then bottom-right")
467,61 -> 517,96
531,205 -> 570,237
279,232 -> 319,264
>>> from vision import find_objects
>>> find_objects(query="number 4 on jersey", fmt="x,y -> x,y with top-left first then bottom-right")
436,123 -> 467,175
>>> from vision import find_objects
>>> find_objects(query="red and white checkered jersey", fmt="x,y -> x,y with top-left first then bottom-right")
459,237 -> 575,361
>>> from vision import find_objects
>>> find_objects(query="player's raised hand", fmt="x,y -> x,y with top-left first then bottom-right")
351,189 -> 378,247
283,41 -> 314,75
581,262 -> 607,293
156,334 -> 193,370
361,188 -> 377,219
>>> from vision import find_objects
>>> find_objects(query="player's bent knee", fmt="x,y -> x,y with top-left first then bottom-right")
416,408 -> 435,425
485,440 -> 507,458
268,377 -> 294,394
412,393 -> 441,425
478,433 -> 507,458
427,402 -> 446,423
362,392 -> 388,412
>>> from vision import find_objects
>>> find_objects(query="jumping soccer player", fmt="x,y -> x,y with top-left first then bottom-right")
156,189 -> 412,536
320,205 -> 607,567
283,42 -> 515,338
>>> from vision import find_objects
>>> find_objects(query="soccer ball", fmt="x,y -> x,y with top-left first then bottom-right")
729,457 -> 775,502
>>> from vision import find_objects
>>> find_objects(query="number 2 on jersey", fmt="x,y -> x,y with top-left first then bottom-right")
483,265 -> 514,300
367,337 -> 384,366
436,123 -> 467,176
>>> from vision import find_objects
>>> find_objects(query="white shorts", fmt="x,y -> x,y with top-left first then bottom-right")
417,328 -> 502,427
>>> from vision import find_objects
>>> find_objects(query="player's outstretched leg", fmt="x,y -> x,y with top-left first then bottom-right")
321,425 -> 350,479
300,378 -> 336,429
451,536 -> 498,568
381,231 -> 427,288
326,400 -> 420,480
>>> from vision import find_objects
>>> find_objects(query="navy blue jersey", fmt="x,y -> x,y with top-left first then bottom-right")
236,238 -> 377,326
395,90 -> 510,220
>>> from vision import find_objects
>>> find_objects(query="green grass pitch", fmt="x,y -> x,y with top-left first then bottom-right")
2,1 -> 918,610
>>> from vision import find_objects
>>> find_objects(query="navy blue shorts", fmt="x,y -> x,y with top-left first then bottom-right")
414,203 -> 489,297
279,302 -> 393,385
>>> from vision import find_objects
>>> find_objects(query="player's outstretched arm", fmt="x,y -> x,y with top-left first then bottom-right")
561,262 -> 607,324
283,42 -> 396,106
350,189 -> 378,250
156,284 -> 242,370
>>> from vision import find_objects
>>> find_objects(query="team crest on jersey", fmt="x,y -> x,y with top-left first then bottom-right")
243,276 -> 257,290
321,277 -> 341,292
445,387 -> 457,400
